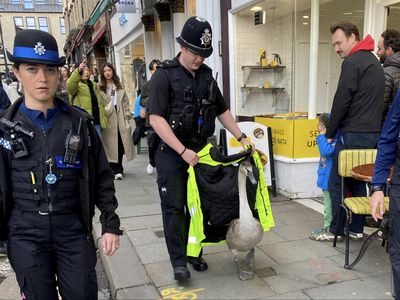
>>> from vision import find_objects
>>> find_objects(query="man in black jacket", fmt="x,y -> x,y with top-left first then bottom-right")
377,29 -> 400,122
0,29 -> 122,299
311,22 -> 384,242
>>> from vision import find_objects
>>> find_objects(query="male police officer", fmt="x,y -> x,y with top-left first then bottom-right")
0,29 -> 122,299
148,16 -> 252,280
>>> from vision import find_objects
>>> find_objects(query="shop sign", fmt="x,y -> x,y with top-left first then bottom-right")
225,121 -> 273,186
255,117 -> 319,158
116,0 -> 137,13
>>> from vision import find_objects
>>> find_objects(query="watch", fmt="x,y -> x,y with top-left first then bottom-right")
371,185 -> 384,193
237,132 -> 247,142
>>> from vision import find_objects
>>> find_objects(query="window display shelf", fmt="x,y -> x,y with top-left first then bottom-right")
240,87 -> 285,107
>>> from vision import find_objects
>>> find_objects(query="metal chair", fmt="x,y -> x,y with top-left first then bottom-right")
333,149 -> 390,269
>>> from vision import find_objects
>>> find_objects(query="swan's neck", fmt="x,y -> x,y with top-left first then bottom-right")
238,168 -> 253,221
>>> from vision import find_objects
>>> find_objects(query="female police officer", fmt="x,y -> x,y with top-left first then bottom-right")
148,16 -> 252,281
0,29 -> 122,299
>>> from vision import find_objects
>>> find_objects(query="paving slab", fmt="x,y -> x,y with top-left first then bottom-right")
262,274 -> 318,294
116,284 -> 161,299
135,242 -> 170,264
158,274 -> 276,299
126,227 -> 165,247
273,257 -> 360,286
259,239 -> 341,265
265,290 -> 312,299
271,220 -> 323,241
304,273 -> 393,299
116,203 -> 161,218
121,214 -> 163,231
0,274 -> 20,299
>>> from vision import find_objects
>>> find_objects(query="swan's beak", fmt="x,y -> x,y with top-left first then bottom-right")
247,169 -> 257,185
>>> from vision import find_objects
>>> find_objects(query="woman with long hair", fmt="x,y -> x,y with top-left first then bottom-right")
99,62 -> 135,180
56,65 -> 70,102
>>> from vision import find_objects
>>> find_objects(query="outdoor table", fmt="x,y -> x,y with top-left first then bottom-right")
350,163 -> 394,183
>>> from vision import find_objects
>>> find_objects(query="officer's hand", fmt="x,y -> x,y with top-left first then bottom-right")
181,148 -> 198,166
101,232 -> 120,256
370,191 -> 385,222
241,139 -> 255,155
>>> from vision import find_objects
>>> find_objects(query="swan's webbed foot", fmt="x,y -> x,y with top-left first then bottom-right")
245,248 -> 255,269
239,269 -> 255,281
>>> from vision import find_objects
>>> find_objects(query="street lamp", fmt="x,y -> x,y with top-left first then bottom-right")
0,16 -> 10,79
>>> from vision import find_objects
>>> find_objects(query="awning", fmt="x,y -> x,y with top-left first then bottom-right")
87,0 -> 111,26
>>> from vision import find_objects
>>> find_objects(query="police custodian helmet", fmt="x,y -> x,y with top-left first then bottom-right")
7,29 -> 66,67
176,16 -> 213,58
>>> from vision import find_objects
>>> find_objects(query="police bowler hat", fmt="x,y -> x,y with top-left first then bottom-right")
7,29 -> 66,66
176,16 -> 213,58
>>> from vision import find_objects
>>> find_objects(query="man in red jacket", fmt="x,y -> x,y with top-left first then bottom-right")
314,22 -> 384,242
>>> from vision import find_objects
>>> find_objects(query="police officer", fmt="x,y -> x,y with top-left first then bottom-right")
371,90 -> 400,298
0,29 -> 122,299
148,16 -> 252,280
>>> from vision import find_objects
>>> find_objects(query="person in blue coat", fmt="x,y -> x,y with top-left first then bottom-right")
309,113 -> 341,241
371,90 -> 400,299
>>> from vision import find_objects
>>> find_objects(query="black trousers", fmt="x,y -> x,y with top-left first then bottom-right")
7,210 -> 98,300
155,144 -> 191,267
329,132 -> 379,235
389,178 -> 400,299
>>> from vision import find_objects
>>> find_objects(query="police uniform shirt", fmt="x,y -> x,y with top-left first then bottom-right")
147,56 -> 228,119
19,101 -> 64,130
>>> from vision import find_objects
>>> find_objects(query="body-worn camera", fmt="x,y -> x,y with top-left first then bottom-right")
0,118 -> 34,158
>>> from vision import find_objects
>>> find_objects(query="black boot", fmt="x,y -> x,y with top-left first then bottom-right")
173,266 -> 190,280
187,256 -> 208,271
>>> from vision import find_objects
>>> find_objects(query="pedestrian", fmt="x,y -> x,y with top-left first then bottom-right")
140,58 -> 161,175
0,29 -> 122,299
309,113 -> 341,241
147,16 -> 253,280
4,72 -> 23,103
0,84 -> 11,111
56,65 -> 70,103
91,66 -> 100,83
67,61 -> 107,137
323,22 -> 384,242
98,62 -> 135,180
376,29 -> 400,122
371,89 -> 400,299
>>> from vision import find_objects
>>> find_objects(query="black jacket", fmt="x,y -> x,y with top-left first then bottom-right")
326,50 -> 384,139
382,51 -> 400,120
0,98 -> 123,240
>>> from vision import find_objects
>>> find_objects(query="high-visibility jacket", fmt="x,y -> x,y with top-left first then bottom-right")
187,143 -> 275,257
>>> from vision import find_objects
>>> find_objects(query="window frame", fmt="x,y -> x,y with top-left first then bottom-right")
13,17 -> 24,29
38,17 -> 49,32
10,0 -> 21,4
26,17 -> 36,29
35,0 -> 46,4
59,17 -> 65,34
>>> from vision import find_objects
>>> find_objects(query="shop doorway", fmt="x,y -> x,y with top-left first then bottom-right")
295,42 -> 333,113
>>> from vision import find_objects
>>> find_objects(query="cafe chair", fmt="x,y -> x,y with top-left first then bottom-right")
333,149 -> 390,269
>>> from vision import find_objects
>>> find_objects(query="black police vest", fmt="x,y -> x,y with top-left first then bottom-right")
10,110 -> 82,213
163,61 -> 218,147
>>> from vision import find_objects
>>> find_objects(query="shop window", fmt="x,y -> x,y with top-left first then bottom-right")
124,46 -> 130,58
13,17 -> 23,30
26,17 -> 35,29
38,17 -> 49,32
60,17 -> 65,34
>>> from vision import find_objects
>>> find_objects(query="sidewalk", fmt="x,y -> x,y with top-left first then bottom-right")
94,151 -> 393,299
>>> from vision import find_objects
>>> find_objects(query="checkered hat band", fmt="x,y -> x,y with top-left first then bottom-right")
13,47 -> 59,61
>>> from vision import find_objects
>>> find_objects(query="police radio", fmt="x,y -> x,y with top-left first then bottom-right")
63,118 -> 82,165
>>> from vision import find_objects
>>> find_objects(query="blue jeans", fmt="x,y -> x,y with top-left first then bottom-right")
329,132 -> 380,235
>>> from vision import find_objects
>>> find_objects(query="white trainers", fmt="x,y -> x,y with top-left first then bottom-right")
146,164 -> 155,175
349,231 -> 364,241
115,173 -> 124,180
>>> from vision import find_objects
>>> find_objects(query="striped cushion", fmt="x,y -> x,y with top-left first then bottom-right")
344,197 -> 389,215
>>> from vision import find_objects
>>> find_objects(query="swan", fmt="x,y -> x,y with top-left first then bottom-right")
226,160 -> 263,281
